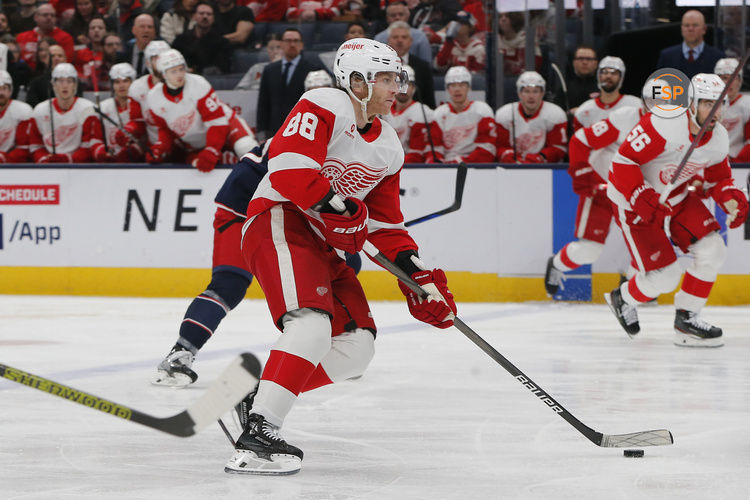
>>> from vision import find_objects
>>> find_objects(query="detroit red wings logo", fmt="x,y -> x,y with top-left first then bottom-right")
0,127 -> 14,147
320,158 -> 388,197
722,115 -> 740,132
170,110 -> 196,137
443,123 -> 475,149
514,130 -> 545,154
659,161 -> 705,185
44,123 -> 78,148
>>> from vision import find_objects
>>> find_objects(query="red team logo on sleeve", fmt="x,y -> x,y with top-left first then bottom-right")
320,158 -> 388,197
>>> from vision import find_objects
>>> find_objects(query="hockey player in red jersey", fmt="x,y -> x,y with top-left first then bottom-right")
605,74 -> 748,347
381,64 -> 439,163
225,38 -> 457,475
572,56 -> 640,131
431,65 -> 495,163
27,63 -> 105,163
98,63 -> 144,162
124,40 -> 171,148
147,49 -> 258,170
495,71 -> 568,163
714,58 -> 750,162
0,70 -> 33,163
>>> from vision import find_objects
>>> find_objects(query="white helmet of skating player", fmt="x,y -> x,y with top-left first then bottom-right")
597,56 -> 625,91
304,69 -> 333,91
0,69 -> 13,92
109,62 -> 137,82
333,38 -> 407,114
52,63 -> 78,81
714,57 -> 740,77
445,65 -> 472,86
516,70 -> 545,93
689,73 -> 726,127
144,40 -> 171,74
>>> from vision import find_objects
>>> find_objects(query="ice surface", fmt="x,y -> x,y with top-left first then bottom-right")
1,296 -> 748,499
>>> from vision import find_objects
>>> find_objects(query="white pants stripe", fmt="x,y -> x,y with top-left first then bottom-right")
270,205 -> 299,311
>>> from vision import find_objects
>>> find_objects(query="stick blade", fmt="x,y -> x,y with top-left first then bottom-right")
600,429 -> 674,448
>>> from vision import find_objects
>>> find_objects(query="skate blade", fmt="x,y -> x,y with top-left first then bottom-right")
224,450 -> 301,475
150,370 -> 195,388
673,332 -> 724,348
604,293 -> 639,339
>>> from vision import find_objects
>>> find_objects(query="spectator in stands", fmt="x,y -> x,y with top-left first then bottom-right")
434,10 -> 484,73
564,45 -> 598,115
173,2 -> 231,74
0,13 -> 12,38
0,70 -> 33,163
337,0 -> 365,22
655,10 -> 724,79
431,65 -> 495,163
714,58 -> 750,162
62,0 -> 99,46
26,41 -> 71,107
345,21 -> 366,40
106,0 -> 143,43
287,0 -> 339,21
459,0 -> 486,32
48,0 -> 75,18
2,37 -> 31,97
235,33 -> 282,90
374,2 -> 432,63
213,0 -> 254,48
498,11 -> 540,77
387,20 -> 435,108
120,13 -> 156,77
159,0 -> 197,45
17,4 -> 74,71
495,71 -> 567,164
8,0 -> 36,35
410,0 -> 461,40
244,1 -> 287,22
256,27 -> 323,139
73,17 -> 111,90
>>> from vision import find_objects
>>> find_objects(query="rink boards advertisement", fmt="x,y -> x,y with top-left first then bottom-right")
1,164 -> 749,303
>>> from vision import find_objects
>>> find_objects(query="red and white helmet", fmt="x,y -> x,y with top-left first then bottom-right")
333,38 -> 407,113
304,69 -> 333,91
445,65 -> 472,86
516,70 -> 545,93
714,57 -> 739,76
597,56 -> 625,91
109,62 -> 137,82
692,73 -> 725,101
145,40 -> 171,74
0,70 -> 13,92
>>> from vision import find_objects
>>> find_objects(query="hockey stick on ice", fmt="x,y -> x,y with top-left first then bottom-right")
0,353 -> 261,438
404,163 -> 468,227
362,241 -> 673,448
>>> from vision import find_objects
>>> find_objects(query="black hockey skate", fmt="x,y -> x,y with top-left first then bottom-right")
604,287 -> 640,337
544,257 -> 565,296
151,345 -> 198,387
673,309 -> 724,347
224,413 -> 303,475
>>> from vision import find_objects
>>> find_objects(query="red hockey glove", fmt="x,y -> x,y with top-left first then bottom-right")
569,163 -> 598,196
112,129 -> 129,148
319,197 -> 368,254
712,182 -> 749,228
630,185 -> 674,224
39,153 -> 71,163
145,144 -> 167,163
398,269 -> 457,329
92,144 -> 111,162
687,175 -> 710,198
498,150 -> 517,163
192,147 -> 220,172
520,153 -> 546,164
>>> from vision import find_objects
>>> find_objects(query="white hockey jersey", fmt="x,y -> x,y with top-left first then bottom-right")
245,87 -> 414,260
718,94 -> 750,159
28,97 -> 102,157
100,96 -> 133,158
128,73 -> 159,145
0,99 -> 33,155
574,106 -> 644,180
573,94 -> 641,130
433,100 -> 496,163
147,74 -> 229,151
609,112 -> 730,210
381,100 -> 435,163
495,101 -> 568,161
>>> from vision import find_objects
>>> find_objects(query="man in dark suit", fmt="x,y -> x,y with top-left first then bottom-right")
117,13 -> 157,77
387,21 -> 436,108
256,28 -> 324,140
656,10 -> 724,79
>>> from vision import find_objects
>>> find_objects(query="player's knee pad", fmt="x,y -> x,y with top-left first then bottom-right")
233,135 -> 259,157
276,308 -> 332,364
687,231 -> 726,281
206,271 -> 250,310
567,239 -> 605,265
640,261 -> 682,295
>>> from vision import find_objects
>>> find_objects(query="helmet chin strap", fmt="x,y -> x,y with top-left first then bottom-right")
688,102 -> 701,130
347,83 -> 374,124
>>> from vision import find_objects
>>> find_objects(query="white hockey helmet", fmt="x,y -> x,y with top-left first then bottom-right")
691,73 -> 725,101
714,57 -> 739,76
445,65 -> 472,86
109,62 -> 137,82
157,49 -> 186,74
144,40 -> 171,73
304,69 -> 333,91
597,56 -> 625,91
516,70 -> 545,93
51,63 -> 78,81
333,38 -> 407,115
0,69 -> 13,92
402,64 -> 415,85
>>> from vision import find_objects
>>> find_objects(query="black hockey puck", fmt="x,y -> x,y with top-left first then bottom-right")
623,449 -> 644,458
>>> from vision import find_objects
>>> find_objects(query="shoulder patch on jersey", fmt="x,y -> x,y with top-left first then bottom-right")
472,100 -> 495,117
494,103 -> 513,122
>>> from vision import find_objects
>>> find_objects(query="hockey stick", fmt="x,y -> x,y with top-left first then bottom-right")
362,240 -> 674,448
659,49 -> 750,205
550,62 -> 570,113
90,61 -> 109,154
48,82 -> 56,155
404,162 -> 468,227
415,86 -> 440,163
0,353 -> 261,438
92,105 -> 139,142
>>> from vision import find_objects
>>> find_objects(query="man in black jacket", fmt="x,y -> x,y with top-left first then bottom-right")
387,21 -> 436,108
172,2 -> 231,74
256,28 -> 324,140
